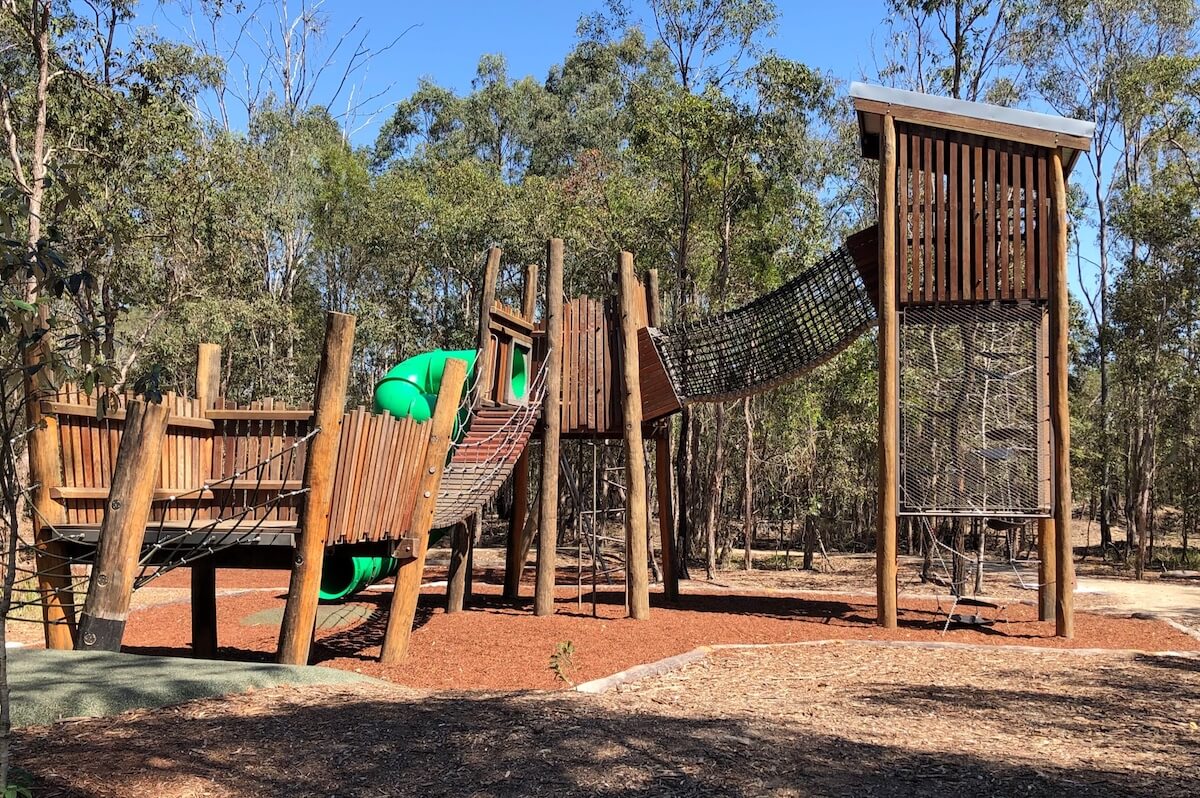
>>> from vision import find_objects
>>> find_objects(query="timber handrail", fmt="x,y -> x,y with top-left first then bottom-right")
40,400 -> 215,431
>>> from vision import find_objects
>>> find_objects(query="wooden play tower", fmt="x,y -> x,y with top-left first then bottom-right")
851,83 -> 1094,637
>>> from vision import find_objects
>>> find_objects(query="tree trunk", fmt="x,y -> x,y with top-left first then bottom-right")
704,404 -> 727,579
802,516 -> 816,571
742,397 -> 753,571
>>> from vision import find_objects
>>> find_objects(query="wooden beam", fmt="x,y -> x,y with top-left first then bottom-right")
503,448 -> 531,598
278,312 -> 356,665
618,251 -> 650,620
645,268 -> 678,601
380,357 -> 468,662
473,247 -> 502,409
853,98 -> 1093,155
876,113 -> 899,629
76,400 -> 170,651
40,401 -> 216,429
1050,148 -> 1075,638
23,312 -> 75,649
192,343 -> 221,658
534,239 -> 565,616
203,409 -> 312,422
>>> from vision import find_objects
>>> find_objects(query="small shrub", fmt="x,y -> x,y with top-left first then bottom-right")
548,640 -> 576,686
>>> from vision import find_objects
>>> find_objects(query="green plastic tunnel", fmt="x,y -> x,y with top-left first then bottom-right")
318,344 -> 531,603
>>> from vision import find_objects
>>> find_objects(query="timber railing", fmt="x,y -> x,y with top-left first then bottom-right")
43,383 -> 433,548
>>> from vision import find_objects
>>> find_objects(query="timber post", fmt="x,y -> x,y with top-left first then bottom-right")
504,450 -> 531,598
473,246 -> 502,409
24,316 -> 75,649
645,268 -> 678,601
191,342 -> 222,657
618,251 -> 650,619
1050,148 -> 1075,638
380,357 -> 469,662
1037,519 -> 1056,621
446,520 -> 469,613
278,312 -> 356,665
876,112 -> 899,629
76,400 -> 170,651
503,262 -> 539,598
534,239 -> 564,617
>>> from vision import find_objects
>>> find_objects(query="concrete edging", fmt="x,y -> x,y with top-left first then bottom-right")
574,637 -> 1200,695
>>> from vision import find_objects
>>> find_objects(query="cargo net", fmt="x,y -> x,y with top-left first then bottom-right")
899,303 -> 1048,517
647,245 -> 875,403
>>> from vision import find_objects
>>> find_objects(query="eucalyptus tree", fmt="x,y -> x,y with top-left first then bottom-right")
1022,0 -> 1199,556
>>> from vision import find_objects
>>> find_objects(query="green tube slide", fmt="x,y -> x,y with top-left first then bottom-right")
319,348 -> 477,602
319,343 -> 532,602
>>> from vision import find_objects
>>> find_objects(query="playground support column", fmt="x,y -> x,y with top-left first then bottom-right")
381,358 -> 468,662
24,313 -> 75,649
876,112 -> 899,629
534,239 -> 565,616
1037,519 -> 1056,621
446,520 -> 470,613
504,449 -> 531,598
473,246 -> 502,409
502,261 -> 539,598
1050,148 -> 1075,638
76,400 -> 170,651
645,268 -> 678,601
192,343 -> 222,657
619,251 -> 651,619
278,312 -> 356,666
1036,298 -> 1056,624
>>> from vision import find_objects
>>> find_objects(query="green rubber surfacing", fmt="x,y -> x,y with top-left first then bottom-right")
8,648 -> 374,728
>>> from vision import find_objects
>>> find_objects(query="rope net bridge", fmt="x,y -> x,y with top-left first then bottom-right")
432,356 -> 549,529
646,233 -> 878,405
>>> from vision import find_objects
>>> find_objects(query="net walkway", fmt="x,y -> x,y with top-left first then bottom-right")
431,359 -> 548,529
647,242 -> 876,404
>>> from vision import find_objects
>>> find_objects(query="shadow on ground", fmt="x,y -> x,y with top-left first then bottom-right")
17,663 -> 1195,798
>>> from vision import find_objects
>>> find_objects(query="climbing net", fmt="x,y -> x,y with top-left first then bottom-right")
431,354 -> 550,529
899,303 -> 1047,516
6,425 -> 316,624
647,244 -> 875,404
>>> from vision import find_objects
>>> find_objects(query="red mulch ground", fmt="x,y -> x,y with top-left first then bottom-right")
118,570 -> 1200,691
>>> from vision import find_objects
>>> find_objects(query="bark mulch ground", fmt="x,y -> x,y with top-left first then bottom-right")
110,575 -> 1199,691
18,643 -> 1200,797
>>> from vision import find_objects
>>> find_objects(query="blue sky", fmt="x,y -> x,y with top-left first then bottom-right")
150,0 -> 893,142
145,0 -> 1099,297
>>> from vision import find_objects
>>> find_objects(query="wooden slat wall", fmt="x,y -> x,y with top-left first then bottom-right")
48,385 -> 435,547
895,122 -> 1051,305
326,407 -> 430,545
52,386 -> 213,525
209,398 -> 312,524
530,275 -> 676,434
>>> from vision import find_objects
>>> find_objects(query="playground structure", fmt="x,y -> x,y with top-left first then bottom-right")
19,82 -> 1093,663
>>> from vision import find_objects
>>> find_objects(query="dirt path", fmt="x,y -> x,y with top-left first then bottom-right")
18,642 -> 1200,797
1077,577 -> 1200,633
